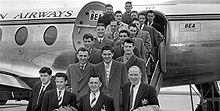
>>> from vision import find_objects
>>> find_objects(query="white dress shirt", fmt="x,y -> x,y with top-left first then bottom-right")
131,81 -> 141,110
90,90 -> 100,107
57,88 -> 65,105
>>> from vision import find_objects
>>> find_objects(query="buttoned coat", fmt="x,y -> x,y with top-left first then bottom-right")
66,62 -> 95,100
120,82 -> 159,111
92,60 -> 127,111
41,89 -> 77,111
93,37 -> 115,49
79,93 -> 115,111
26,81 -> 56,111
116,55 -> 148,83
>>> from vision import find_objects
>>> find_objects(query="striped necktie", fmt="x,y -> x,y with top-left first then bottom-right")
58,91 -> 62,106
91,93 -> 96,108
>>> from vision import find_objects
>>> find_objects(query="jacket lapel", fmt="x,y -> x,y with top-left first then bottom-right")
78,63 -> 92,81
93,93 -> 104,110
125,55 -> 136,68
134,83 -> 146,108
109,60 -> 117,81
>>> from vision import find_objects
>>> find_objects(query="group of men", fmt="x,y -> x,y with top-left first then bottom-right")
26,1 -> 163,111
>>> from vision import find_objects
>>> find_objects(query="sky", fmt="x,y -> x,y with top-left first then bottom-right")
0,0 -> 172,12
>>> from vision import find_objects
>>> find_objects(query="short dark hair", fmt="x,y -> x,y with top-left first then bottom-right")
138,12 -> 146,17
131,10 -> 138,14
96,22 -> 105,27
105,4 -> 113,8
114,10 -> 122,15
76,47 -> 90,55
123,38 -> 134,46
119,30 -> 130,37
147,10 -> 154,15
89,75 -> 103,84
83,33 -> 94,41
132,18 -> 140,22
101,45 -> 114,53
55,73 -> 68,81
128,23 -> 138,29
125,1 -> 132,5
39,67 -> 52,75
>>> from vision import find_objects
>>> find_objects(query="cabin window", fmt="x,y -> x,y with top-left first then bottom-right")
44,26 -> 57,46
15,27 -> 28,46
0,28 -> 2,42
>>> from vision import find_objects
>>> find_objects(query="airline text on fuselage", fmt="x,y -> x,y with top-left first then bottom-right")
0,10 -> 75,20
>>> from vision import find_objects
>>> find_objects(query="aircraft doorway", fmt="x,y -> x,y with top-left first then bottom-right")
140,10 -> 168,74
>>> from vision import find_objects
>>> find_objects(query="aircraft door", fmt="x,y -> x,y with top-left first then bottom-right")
72,1 -> 106,50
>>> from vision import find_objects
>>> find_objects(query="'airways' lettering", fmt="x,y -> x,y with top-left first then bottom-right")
0,13 -> 8,19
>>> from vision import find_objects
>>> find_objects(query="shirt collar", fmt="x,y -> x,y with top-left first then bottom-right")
104,60 -> 113,67
97,37 -> 104,42
41,81 -> 51,88
132,81 -> 141,89
57,88 -> 65,95
90,90 -> 100,97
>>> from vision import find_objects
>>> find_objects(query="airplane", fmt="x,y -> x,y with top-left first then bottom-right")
0,0 -> 220,109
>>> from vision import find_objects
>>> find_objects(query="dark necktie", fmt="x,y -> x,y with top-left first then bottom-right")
79,65 -> 84,71
129,84 -> 135,110
37,85 -> 45,104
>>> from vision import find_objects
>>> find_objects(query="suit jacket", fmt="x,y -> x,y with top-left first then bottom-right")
116,55 -> 148,83
112,44 -> 141,60
151,22 -> 163,35
73,48 -> 103,64
141,25 -> 163,59
79,93 -> 115,111
41,89 -> 77,111
136,30 -> 152,53
131,38 -> 146,61
92,60 -> 127,111
93,37 -> 115,49
105,32 -> 120,43
66,62 -> 95,100
26,81 -> 56,111
120,83 -> 159,111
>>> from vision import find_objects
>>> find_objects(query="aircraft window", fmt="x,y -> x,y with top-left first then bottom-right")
15,27 -> 28,46
0,28 -> 2,42
44,26 -> 57,45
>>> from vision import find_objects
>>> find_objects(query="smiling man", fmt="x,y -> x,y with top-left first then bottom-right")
79,75 -> 115,111
120,66 -> 160,111
66,47 -> 95,101
92,45 -> 127,111
93,23 -> 115,49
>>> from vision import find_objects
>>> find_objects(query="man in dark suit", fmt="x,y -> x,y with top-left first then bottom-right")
79,75 -> 115,111
138,13 -> 163,61
26,67 -> 56,111
128,23 -> 146,61
146,10 -> 163,35
41,73 -> 77,111
116,38 -> 148,83
93,23 -> 115,49
73,33 -> 103,64
92,45 -> 127,111
132,18 -> 152,54
120,66 -> 160,111
66,47 -> 94,101
113,29 -> 141,60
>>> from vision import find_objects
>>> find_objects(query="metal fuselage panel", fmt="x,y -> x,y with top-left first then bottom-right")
164,16 -> 220,87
